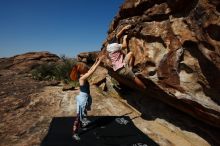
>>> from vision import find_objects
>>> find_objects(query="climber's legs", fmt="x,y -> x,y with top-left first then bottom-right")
134,76 -> 146,89
124,52 -> 135,70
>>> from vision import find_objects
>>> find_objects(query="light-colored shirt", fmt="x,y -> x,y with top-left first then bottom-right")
107,43 -> 124,71
109,51 -> 125,71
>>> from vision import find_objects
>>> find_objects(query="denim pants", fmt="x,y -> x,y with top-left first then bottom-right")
76,92 -> 89,121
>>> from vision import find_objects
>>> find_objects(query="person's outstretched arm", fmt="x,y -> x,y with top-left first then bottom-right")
87,54 -> 104,72
116,25 -> 131,39
79,56 -> 104,81
121,35 -> 128,49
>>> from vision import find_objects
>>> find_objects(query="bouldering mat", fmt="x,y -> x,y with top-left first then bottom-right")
41,116 -> 158,146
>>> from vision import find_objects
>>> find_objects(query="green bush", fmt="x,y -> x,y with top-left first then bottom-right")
31,55 -> 77,83
31,62 -> 56,81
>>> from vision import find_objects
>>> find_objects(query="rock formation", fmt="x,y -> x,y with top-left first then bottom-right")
0,51 -> 60,73
97,0 -> 220,128
77,51 -> 99,63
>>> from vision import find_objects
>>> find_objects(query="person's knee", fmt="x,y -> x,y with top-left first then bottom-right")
134,76 -> 146,89
125,52 -> 134,61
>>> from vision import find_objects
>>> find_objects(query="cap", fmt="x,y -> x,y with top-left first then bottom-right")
106,43 -> 122,53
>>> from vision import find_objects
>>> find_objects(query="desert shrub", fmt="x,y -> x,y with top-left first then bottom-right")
31,62 -> 57,80
31,55 -> 77,83
54,55 -> 77,82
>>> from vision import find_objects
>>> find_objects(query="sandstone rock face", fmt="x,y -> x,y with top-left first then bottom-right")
0,51 -> 60,73
100,0 -> 220,127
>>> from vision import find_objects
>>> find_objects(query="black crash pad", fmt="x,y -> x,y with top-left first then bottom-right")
41,116 -> 158,146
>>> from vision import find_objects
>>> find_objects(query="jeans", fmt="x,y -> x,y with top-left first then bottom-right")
76,92 -> 89,121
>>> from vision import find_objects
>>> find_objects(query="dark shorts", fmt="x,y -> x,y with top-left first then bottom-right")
116,66 -> 135,80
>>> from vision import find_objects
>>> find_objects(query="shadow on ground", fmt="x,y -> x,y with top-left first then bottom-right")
41,116 -> 159,146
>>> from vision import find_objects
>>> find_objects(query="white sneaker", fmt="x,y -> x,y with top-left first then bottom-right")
72,134 -> 80,141
81,118 -> 91,128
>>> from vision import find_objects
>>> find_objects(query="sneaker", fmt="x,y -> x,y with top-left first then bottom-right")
81,127 -> 88,131
72,134 -> 80,141
81,118 -> 91,128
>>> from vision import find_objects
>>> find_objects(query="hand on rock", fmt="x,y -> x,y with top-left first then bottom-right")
123,24 -> 132,30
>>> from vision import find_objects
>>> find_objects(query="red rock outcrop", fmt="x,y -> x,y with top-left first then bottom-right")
0,51 -> 60,73
99,0 -> 220,127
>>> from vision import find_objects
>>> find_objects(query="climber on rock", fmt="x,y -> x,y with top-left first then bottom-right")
106,24 -> 146,90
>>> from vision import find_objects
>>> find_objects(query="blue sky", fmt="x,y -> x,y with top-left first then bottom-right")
0,0 -> 124,58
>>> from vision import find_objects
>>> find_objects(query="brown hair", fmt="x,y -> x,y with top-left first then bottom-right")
70,62 -> 89,81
